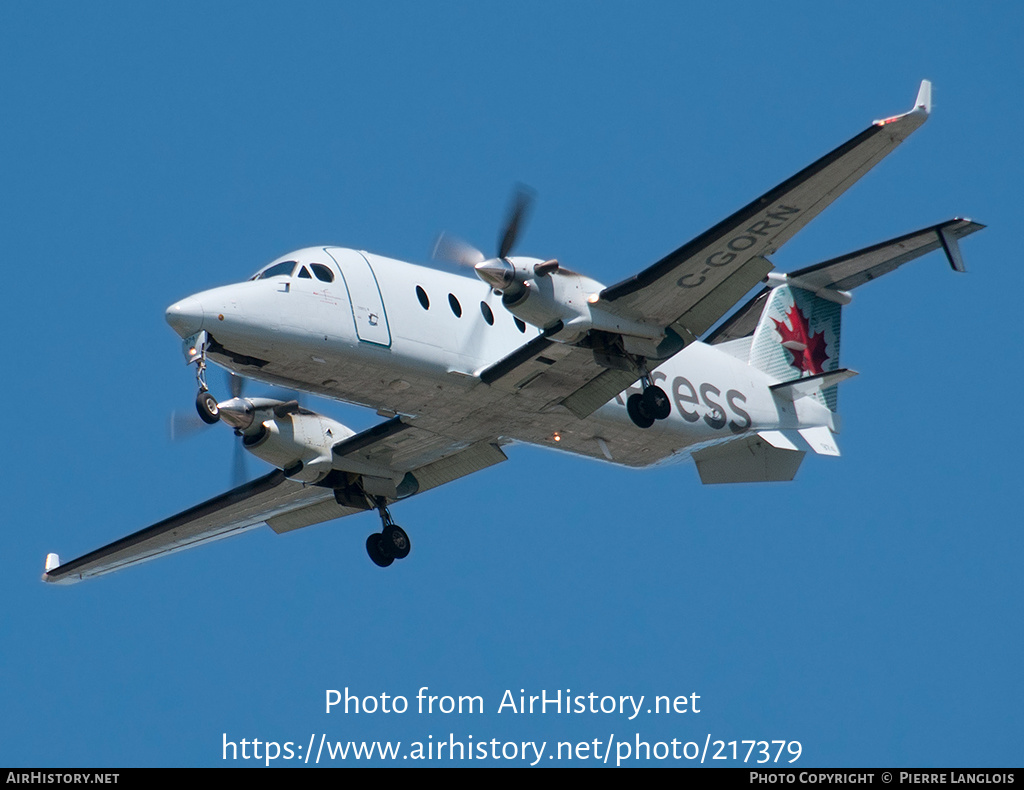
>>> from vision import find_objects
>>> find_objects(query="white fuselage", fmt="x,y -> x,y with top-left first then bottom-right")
166,247 -> 833,469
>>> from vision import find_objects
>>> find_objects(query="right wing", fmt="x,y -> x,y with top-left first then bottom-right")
42,471 -> 343,585
329,416 -> 508,496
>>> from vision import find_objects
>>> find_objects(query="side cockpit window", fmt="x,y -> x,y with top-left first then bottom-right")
298,266 -> 312,279
310,263 -> 335,282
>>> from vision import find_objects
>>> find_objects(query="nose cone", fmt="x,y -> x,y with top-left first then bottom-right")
165,297 -> 204,338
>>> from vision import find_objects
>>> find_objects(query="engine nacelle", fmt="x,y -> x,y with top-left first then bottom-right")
243,411 -> 355,484
499,258 -> 665,346
501,263 -> 599,342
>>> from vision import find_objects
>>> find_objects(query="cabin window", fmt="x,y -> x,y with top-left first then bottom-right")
311,264 -> 334,282
416,285 -> 430,310
448,293 -> 462,317
480,302 -> 494,325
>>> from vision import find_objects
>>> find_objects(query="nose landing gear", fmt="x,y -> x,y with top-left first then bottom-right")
196,388 -> 220,424
366,498 -> 411,567
187,331 -> 222,424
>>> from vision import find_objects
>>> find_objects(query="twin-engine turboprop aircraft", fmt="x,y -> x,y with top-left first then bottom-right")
43,81 -> 983,583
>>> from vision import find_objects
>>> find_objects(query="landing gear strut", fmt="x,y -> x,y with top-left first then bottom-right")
627,374 -> 671,429
189,334 -> 221,424
365,498 -> 411,567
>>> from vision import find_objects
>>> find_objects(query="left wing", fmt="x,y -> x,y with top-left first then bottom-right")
479,329 -> 639,419
598,80 -> 933,342
44,417 -> 507,584
478,82 -> 934,419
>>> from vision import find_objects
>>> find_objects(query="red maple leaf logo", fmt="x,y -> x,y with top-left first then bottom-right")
772,303 -> 829,375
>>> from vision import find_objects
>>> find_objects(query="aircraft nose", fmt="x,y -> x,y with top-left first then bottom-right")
165,296 -> 205,338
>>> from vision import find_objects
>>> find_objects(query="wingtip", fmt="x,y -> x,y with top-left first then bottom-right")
41,553 -> 57,583
873,80 -> 932,126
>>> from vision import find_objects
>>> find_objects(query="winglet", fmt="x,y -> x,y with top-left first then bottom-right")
875,79 -> 931,125
914,80 -> 932,114
42,553 -> 64,584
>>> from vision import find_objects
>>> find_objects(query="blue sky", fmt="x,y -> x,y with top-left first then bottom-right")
2,2 -> 1020,767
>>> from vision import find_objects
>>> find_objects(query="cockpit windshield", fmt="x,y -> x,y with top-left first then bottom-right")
250,259 -> 337,283
251,260 -> 297,280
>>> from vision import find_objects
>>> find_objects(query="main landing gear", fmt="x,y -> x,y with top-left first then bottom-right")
627,376 -> 671,429
365,498 -> 411,567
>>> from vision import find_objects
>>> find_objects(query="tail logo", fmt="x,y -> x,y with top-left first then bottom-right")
772,303 -> 829,375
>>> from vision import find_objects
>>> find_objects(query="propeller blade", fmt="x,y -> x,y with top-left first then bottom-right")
433,184 -> 539,294
498,185 -> 535,260
168,410 -> 208,442
432,232 -> 486,267
231,439 -> 249,488
171,371 -> 292,489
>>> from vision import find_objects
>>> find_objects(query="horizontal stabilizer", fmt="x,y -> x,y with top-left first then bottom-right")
770,369 -> 857,401
788,218 -> 982,291
707,219 -> 983,346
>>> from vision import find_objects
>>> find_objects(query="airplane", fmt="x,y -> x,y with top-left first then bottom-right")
42,80 -> 983,584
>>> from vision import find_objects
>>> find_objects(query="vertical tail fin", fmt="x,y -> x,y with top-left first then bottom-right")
748,284 -> 843,411
742,217 -> 985,412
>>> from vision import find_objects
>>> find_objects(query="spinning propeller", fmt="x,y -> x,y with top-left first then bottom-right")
169,372 -> 300,487
432,185 -> 559,298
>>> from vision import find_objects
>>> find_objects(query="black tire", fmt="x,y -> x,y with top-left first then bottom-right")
626,392 -> 654,429
382,523 -> 411,560
642,385 -> 671,420
366,533 -> 394,567
196,390 -> 220,424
